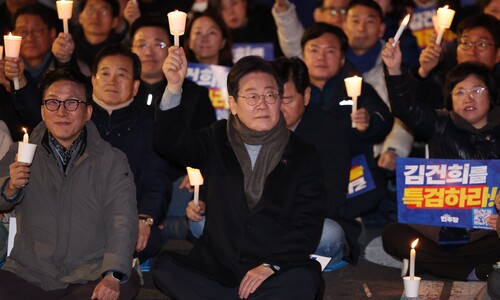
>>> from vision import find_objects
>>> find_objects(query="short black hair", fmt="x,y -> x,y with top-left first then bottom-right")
456,13 -> 500,49
12,3 -> 60,32
79,0 -> 119,17
39,68 -> 93,105
185,9 -> 233,67
129,14 -> 172,47
301,22 -> 348,55
227,56 -> 283,99
92,44 -> 142,80
271,57 -> 310,96
346,0 -> 384,21
444,62 -> 498,110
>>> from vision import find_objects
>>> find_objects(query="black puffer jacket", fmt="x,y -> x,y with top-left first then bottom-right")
385,70 -> 500,160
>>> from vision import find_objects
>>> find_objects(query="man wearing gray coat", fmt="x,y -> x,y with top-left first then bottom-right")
0,68 -> 139,300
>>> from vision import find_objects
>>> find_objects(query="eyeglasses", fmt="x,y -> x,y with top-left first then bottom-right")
132,42 -> 168,50
83,6 -> 110,17
43,99 -> 87,111
14,27 -> 47,38
458,39 -> 496,52
320,7 -> 347,16
451,87 -> 488,100
237,92 -> 280,106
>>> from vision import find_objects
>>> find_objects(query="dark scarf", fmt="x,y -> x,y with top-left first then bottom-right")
347,41 -> 382,75
48,129 -> 85,172
227,113 -> 290,210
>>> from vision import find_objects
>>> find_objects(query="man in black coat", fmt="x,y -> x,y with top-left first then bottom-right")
129,16 -> 216,239
91,44 -> 171,262
152,48 -> 325,299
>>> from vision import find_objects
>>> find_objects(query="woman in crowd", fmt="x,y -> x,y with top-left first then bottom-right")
185,10 -> 233,67
381,38 -> 500,282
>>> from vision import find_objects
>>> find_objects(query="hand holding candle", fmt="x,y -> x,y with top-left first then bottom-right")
435,5 -> 455,44
56,0 -> 74,34
344,76 -> 363,128
186,167 -> 204,206
167,10 -> 187,47
3,33 -> 22,90
409,238 -> 419,279
392,14 -> 410,47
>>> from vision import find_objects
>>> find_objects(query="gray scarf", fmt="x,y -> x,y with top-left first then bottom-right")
227,114 -> 290,210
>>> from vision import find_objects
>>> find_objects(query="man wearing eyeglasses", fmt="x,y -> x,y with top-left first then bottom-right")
2,4 -> 58,134
414,13 -> 500,108
0,67 -> 140,300
272,0 -> 350,58
129,16 -> 216,241
151,49 -> 325,299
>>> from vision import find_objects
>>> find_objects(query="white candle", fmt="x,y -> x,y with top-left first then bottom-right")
344,76 -> 363,128
146,94 -> 153,106
410,238 -> 419,279
22,128 -> 28,143
392,14 -> 411,47
4,33 -> 22,90
186,167 -> 204,206
56,0 -> 74,34
167,10 -> 187,47
435,5 -> 455,44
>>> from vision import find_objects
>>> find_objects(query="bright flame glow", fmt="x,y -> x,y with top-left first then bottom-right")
402,14 -> 411,26
411,238 -> 419,249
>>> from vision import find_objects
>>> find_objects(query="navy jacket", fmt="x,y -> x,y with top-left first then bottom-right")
92,99 -> 171,223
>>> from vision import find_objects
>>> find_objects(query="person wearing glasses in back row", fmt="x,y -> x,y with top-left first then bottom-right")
381,34 -> 500,282
0,68 -> 140,300
151,48 -> 325,299
408,13 -> 500,109
1,4 -> 59,139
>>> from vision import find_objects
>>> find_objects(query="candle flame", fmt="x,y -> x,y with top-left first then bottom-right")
23,127 -> 27,134
411,238 -> 419,249
8,32 -> 12,37
443,5 -> 449,9
402,14 -> 411,26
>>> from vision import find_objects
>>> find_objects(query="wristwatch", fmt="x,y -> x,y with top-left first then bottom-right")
105,271 -> 124,282
138,215 -> 154,227
262,263 -> 281,273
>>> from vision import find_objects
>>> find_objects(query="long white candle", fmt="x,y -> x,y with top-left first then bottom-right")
435,5 -> 455,44
56,0 -> 73,34
392,14 -> 410,47
167,10 -> 187,47
186,167 -> 204,206
193,185 -> 200,206
344,76 -> 363,128
4,33 -> 22,90
410,238 -> 419,279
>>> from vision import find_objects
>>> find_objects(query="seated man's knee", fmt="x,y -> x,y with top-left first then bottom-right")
487,270 -> 500,299
316,218 -> 345,259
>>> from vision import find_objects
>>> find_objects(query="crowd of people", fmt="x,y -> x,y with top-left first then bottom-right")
0,0 -> 498,299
